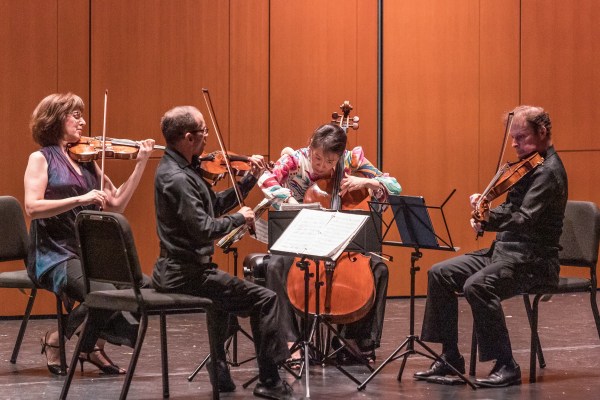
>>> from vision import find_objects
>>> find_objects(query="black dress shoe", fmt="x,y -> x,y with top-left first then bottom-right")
206,359 -> 236,392
253,380 -> 297,400
475,362 -> 521,388
414,354 -> 465,379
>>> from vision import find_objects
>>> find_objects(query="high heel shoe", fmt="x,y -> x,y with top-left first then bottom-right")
40,331 -> 66,376
78,347 -> 126,375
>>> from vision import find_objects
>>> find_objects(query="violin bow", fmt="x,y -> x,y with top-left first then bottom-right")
201,88 -> 245,208
100,89 -> 108,192
475,111 -> 515,238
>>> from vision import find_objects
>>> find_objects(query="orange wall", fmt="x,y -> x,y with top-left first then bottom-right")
1,0 -> 598,316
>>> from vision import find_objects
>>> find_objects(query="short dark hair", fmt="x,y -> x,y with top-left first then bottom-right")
160,106 -> 202,146
309,124 -> 347,157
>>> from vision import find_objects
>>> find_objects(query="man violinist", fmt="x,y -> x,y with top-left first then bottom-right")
152,106 -> 297,399
414,105 -> 567,387
258,123 -> 401,364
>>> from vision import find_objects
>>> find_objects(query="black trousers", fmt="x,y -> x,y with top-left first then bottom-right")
421,251 -> 557,362
265,255 -> 389,350
153,262 -> 289,383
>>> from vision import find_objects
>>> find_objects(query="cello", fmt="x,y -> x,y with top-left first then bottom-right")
286,101 -> 376,325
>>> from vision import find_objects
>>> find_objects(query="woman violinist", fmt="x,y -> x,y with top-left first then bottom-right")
258,123 -> 401,364
24,93 -> 155,375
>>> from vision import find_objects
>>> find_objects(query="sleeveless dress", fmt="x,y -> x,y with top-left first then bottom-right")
27,146 -> 140,347
28,145 -> 98,292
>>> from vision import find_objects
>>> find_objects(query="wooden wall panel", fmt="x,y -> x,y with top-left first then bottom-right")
521,0 -> 600,150
521,0 -> 600,282
230,0 -> 269,156
2,0 -> 598,310
0,0 -> 90,316
89,0 -> 231,275
269,0 -> 377,157
382,1 -> 482,295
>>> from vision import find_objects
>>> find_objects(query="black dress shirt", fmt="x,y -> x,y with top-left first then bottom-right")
153,148 -> 257,289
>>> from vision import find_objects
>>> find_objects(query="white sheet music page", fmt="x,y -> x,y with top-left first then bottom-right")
269,209 -> 368,261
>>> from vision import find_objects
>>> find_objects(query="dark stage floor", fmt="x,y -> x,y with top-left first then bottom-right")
1,294 -> 599,399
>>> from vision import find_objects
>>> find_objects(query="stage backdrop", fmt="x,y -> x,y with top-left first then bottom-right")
1,0 -> 598,316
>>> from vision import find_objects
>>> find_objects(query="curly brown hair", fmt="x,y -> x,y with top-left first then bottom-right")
30,93 -> 84,146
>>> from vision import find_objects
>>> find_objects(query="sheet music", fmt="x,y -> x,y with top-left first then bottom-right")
270,209 -> 368,261
253,218 -> 269,244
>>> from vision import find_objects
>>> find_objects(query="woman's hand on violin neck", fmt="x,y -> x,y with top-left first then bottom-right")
81,189 -> 108,208
248,154 -> 267,178
339,174 -> 379,196
135,139 -> 156,162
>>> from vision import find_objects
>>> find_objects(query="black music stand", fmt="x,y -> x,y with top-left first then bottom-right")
269,209 -> 373,398
358,191 -> 477,390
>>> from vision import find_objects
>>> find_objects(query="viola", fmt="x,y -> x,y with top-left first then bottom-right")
286,100 -> 376,325
67,136 -> 165,162
199,150 -> 273,186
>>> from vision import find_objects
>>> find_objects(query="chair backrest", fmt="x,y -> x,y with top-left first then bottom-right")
75,211 -> 144,291
558,200 -> 600,267
0,196 -> 29,263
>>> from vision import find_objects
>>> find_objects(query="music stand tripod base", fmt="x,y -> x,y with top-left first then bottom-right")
359,195 -> 476,390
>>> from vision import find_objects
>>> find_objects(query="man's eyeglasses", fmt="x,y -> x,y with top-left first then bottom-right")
192,127 -> 209,136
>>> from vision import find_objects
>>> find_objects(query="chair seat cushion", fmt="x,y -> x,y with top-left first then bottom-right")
0,270 -> 36,289
528,277 -> 591,295
85,288 -> 213,313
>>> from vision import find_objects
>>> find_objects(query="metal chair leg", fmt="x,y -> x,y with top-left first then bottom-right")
56,295 -> 68,374
160,312 -> 169,398
10,287 -> 37,363
588,287 -> 600,339
120,313 -> 149,400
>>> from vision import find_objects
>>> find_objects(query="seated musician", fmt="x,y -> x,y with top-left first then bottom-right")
152,106 -> 298,399
414,105 -> 567,388
258,123 -> 401,363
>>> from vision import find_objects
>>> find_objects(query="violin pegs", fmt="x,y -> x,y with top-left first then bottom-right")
351,123 -> 359,130
332,112 -> 340,119
352,116 -> 360,122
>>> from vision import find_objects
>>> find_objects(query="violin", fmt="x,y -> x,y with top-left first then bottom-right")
473,152 -> 544,222
472,111 -> 545,236
287,101 -> 376,325
67,136 -> 165,162
200,150 -> 273,186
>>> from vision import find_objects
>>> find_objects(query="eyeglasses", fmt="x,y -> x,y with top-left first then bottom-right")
192,127 -> 209,136
70,111 -> 83,120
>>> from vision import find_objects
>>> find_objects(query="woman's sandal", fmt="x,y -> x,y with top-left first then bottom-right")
40,331 -> 66,376
78,347 -> 126,375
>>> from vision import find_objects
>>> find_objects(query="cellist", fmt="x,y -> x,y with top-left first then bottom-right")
414,105 -> 567,388
258,123 -> 401,364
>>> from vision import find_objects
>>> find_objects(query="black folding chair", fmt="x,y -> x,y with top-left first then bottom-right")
0,195 -> 66,372
59,210 -> 219,400
470,200 -> 600,382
